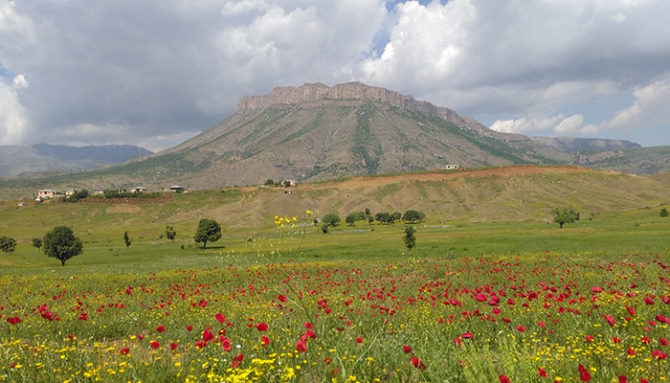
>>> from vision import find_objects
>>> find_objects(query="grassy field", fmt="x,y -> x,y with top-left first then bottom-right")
1,170 -> 670,382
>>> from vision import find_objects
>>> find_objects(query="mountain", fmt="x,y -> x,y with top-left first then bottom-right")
0,144 -> 152,178
0,82 -> 661,199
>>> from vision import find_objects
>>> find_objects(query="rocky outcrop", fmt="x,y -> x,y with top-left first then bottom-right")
237,81 -> 490,132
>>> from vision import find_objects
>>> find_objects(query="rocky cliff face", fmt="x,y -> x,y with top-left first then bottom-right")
237,82 -> 490,133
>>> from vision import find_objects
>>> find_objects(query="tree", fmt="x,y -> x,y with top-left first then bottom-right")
123,231 -> 131,247
402,210 -> 426,223
322,213 -> 341,227
43,226 -> 83,266
194,219 -> 221,248
375,212 -> 393,224
264,179 -> 275,187
661,208 -> 669,218
345,212 -> 366,226
65,189 -> 89,203
165,226 -> 176,241
552,207 -> 579,229
402,226 -> 416,254
391,212 -> 402,222
0,236 -> 17,253
32,238 -> 43,252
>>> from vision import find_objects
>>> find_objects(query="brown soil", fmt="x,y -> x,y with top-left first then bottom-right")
303,165 -> 592,191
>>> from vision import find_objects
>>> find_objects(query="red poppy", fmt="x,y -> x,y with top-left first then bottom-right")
150,341 -> 160,349
517,325 -> 526,332
578,364 -> 591,382
618,375 -> 628,383
604,315 -> 616,326
627,347 -> 635,356
202,329 -> 215,342
296,339 -> 307,353
261,335 -> 271,347
255,322 -> 268,332
119,348 -> 130,355
186,325 -> 193,332
651,350 -> 668,360
356,337 -> 363,343
538,367 -> 548,378
278,294 -> 287,302
156,325 -> 165,333
499,375 -> 511,383
170,343 -> 178,351
6,317 -> 21,325
403,345 -> 412,353
411,357 -> 426,370
660,338 -> 669,346
215,313 -> 226,323
460,332 -> 473,339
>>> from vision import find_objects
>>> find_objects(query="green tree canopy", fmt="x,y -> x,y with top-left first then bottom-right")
552,207 -> 579,229
194,219 -> 222,248
403,225 -> 416,253
165,226 -> 177,241
123,231 -> 131,247
402,210 -> 426,223
32,238 -> 43,252
43,226 -> 83,266
345,212 -> 367,226
322,213 -> 341,227
0,236 -> 17,253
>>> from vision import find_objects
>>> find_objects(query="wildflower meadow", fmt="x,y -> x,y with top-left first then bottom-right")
1,211 -> 670,382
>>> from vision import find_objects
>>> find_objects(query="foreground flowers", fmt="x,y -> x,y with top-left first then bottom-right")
0,252 -> 668,382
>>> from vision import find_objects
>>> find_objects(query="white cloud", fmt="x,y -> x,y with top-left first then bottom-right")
11,73 -> 27,89
221,0 -> 271,17
491,113 -> 600,136
0,78 -> 28,144
603,78 -> 670,131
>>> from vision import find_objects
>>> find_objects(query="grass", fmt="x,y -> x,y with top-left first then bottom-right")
1,189 -> 670,382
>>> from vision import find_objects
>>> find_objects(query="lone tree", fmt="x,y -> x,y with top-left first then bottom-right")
552,207 -> 579,229
123,231 -> 131,247
165,225 -> 177,241
661,208 -> 669,218
194,219 -> 221,248
43,226 -> 83,266
402,226 -> 416,254
0,236 -> 17,253
32,238 -> 43,252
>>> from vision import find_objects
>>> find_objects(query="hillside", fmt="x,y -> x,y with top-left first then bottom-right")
2,166 -> 668,243
0,82 -> 647,199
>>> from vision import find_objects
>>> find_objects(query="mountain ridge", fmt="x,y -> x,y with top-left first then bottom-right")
0,81 -> 665,200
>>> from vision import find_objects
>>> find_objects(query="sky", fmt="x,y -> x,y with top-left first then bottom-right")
1,0 -> 669,152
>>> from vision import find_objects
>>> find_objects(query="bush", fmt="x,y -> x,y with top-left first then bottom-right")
661,208 -> 669,218
0,236 -> 17,253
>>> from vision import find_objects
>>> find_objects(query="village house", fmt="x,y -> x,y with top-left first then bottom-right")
37,189 -> 57,200
445,164 -> 459,170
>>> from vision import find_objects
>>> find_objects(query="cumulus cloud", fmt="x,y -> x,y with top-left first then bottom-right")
491,113 -> 599,136
603,78 -> 670,131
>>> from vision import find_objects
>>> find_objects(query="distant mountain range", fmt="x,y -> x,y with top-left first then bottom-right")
0,144 -> 152,178
0,81 -> 668,199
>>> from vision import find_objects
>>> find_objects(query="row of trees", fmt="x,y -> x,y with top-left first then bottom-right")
343,209 -> 426,226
